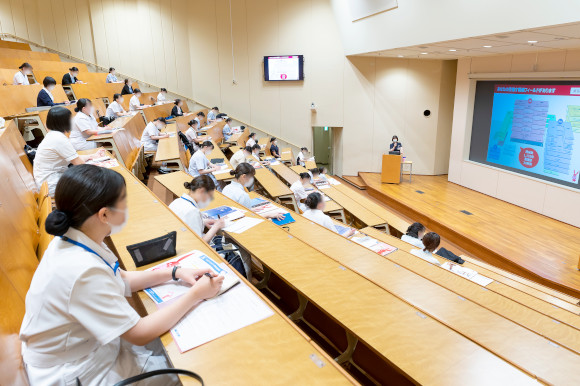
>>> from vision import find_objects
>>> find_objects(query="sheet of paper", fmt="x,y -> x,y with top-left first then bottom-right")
143,251 -> 239,304
86,157 -> 120,169
328,178 -> 341,185
440,261 -> 478,280
213,168 -> 232,175
470,274 -> 494,287
351,235 -> 397,256
223,217 -> 264,233
170,282 -> 274,352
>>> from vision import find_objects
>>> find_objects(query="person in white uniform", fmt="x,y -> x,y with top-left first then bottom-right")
33,107 -> 104,196
106,93 -> 130,119
188,141 -> 220,189
410,232 -> 441,265
140,117 -> 169,151
13,62 -> 32,85
401,222 -> 426,249
302,192 -> 355,237
246,132 -> 257,147
20,164 -> 224,385
230,146 -> 252,169
184,119 -> 203,152
157,87 -> 167,102
222,118 -> 233,141
290,172 -> 311,212
168,175 -> 225,243
222,163 -> 284,220
129,88 -> 143,111
297,147 -> 308,167
106,67 -> 119,83
70,98 -> 103,151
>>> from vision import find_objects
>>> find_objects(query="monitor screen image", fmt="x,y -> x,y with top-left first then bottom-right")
264,55 -> 304,81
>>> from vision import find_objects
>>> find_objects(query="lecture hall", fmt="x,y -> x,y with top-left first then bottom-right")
2,0 -> 580,385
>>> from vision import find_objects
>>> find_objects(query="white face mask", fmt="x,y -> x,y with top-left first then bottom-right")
119,98 -> 124,103
197,197 -> 211,209
47,85 -> 55,92
205,150 -> 212,156
107,207 -> 128,235
244,177 -> 254,188
85,106 -> 94,116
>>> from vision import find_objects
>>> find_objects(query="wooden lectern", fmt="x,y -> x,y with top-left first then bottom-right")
381,154 -> 401,184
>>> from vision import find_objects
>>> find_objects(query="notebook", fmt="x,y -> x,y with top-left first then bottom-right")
211,158 -> 224,163
272,213 -> 295,226
202,206 -> 245,221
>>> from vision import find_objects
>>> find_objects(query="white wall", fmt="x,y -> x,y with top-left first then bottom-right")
449,51 -> 580,227
0,0 -> 456,176
331,0 -> 580,55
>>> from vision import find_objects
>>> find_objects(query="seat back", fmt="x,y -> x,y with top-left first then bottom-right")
0,40 -> 31,50
0,84 -> 68,117
0,47 -> 59,61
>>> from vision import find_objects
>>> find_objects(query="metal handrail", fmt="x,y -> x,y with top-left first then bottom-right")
0,33 -> 302,150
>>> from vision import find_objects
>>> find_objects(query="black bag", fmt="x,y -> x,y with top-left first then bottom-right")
77,368 -> 204,386
436,247 -> 465,264
178,130 -> 194,155
24,144 -> 36,164
210,235 -> 246,278
99,115 -> 115,125
126,231 -> 177,267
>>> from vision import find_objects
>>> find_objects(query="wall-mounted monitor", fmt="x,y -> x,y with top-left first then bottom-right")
264,55 -> 304,81
469,80 -> 580,189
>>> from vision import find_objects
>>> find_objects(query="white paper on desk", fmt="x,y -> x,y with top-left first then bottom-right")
213,168 -> 232,175
170,282 -> 274,352
86,157 -> 119,169
328,178 -> 341,185
440,261 -> 493,286
269,161 -> 280,165
253,203 -> 288,216
470,274 -> 494,286
223,217 -> 264,233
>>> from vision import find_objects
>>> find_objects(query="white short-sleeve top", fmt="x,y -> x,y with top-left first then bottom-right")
302,209 -> 338,233
222,180 -> 251,208
140,121 -> 160,151
33,130 -> 79,195
169,194 -> 204,237
70,112 -> 99,151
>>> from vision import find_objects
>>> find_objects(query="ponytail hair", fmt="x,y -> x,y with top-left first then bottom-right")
184,175 -> 215,192
422,232 -> 440,252
45,165 -> 126,236
305,192 -> 323,210
74,98 -> 91,113
299,172 -> 310,180
229,162 -> 255,179
406,222 -> 425,238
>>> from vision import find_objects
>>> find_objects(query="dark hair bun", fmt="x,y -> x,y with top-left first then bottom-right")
229,170 -> 236,176
184,181 -> 192,190
74,106 -> 81,112
45,209 -> 72,236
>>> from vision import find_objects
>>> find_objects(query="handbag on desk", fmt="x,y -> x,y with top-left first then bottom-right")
126,231 -> 177,267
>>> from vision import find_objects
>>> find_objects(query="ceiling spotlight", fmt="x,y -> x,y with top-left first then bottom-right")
449,49 -> 457,52
483,45 -> 492,48
528,40 -> 538,43
420,52 -> 428,55
397,55 -> 404,57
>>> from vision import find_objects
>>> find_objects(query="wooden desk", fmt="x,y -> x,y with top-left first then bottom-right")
280,147 -> 293,166
155,123 -> 188,171
70,82 -> 123,102
105,164 -> 354,385
291,166 -> 387,231
0,47 -> 59,61
253,167 -> 298,212
305,160 -> 317,170
207,140 -> 234,182
87,114 -> 143,167
201,192 -> 537,385
0,40 -> 31,50
241,193 -> 580,384
0,84 -> 68,117
227,128 -> 250,147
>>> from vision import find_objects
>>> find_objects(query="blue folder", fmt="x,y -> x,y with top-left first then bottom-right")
202,205 -> 237,219
272,213 -> 295,226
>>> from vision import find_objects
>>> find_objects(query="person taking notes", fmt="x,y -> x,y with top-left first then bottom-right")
230,146 -> 252,169
140,117 -> 169,152
70,98 -> 104,151
13,62 -> 32,85
291,172 -> 311,212
410,232 -> 441,265
303,192 -> 355,237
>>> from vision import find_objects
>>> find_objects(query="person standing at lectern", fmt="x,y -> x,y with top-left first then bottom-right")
389,135 -> 403,154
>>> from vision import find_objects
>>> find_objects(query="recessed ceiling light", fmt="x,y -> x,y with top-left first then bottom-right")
397,55 -> 404,57
449,49 -> 457,52
483,45 -> 492,48
420,52 -> 428,55
528,40 -> 538,43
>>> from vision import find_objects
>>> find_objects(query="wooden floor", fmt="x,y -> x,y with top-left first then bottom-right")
360,172 -> 580,297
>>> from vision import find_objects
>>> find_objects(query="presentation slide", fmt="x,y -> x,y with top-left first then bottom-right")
486,84 -> 580,185
266,56 -> 300,81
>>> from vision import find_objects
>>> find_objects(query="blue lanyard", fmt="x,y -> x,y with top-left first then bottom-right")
60,236 -> 119,275
181,197 -> 198,208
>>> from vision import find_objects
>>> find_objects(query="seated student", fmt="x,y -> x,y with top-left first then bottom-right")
246,132 -> 257,147
297,147 -> 308,166
410,232 -> 441,265
105,93 -> 130,119
106,67 -> 118,83
20,164 -> 223,385
13,62 -> 32,85
37,77 -> 70,107
62,66 -> 83,85
33,107 -> 103,195
230,146 -> 252,169
207,106 -> 219,122
222,163 -> 284,220
141,117 -> 169,151
70,98 -> 104,151
169,176 -> 225,242
402,222 -> 426,249
121,78 -> 133,95
318,166 -> 329,180
129,88 -> 143,111
269,137 -> 280,158
303,192 -> 355,237
309,168 -> 321,182
157,87 -> 168,102
251,144 -> 262,162
194,111 -> 205,128
188,141 -> 219,182
171,99 -> 184,117
222,118 -> 233,141
291,172 -> 311,212
185,119 -> 203,151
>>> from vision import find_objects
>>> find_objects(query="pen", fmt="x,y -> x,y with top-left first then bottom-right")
204,272 -> 213,279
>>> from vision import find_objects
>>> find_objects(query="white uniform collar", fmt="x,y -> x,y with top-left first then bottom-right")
63,227 -> 119,267
230,180 -> 245,190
